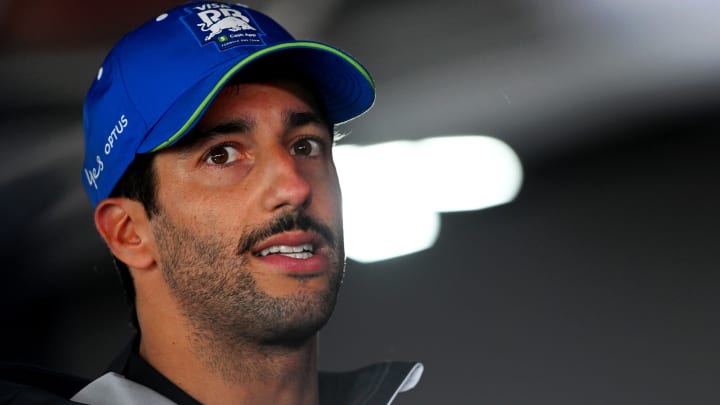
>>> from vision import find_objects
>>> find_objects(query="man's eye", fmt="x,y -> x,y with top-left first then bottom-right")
204,145 -> 239,165
291,138 -> 322,157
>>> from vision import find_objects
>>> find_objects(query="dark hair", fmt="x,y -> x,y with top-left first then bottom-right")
108,54 -> 335,330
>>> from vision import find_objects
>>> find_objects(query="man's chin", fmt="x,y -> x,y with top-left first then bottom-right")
257,317 -> 328,349
254,295 -> 337,349
253,273 -> 332,299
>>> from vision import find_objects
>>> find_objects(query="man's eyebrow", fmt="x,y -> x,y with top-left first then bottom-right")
173,118 -> 256,152
285,111 -> 326,129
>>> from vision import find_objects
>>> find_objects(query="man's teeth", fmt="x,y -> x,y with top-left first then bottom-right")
257,243 -> 314,259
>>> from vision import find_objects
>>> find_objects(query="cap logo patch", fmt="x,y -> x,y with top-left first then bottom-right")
183,3 -> 265,50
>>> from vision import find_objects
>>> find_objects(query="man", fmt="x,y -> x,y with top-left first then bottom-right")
0,2 -> 422,404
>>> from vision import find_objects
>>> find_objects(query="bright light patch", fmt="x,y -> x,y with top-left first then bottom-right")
334,135 -> 523,263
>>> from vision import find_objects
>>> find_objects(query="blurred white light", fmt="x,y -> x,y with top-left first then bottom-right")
335,135 -> 523,263
413,136 -> 523,212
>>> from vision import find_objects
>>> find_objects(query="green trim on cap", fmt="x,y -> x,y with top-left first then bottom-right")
150,41 -> 374,152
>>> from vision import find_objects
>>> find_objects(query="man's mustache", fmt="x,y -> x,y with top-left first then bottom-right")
236,211 -> 337,255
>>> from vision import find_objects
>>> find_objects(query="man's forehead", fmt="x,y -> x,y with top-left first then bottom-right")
215,78 -> 321,111
205,79 -> 330,127
167,82 -> 331,151
221,77 -> 323,108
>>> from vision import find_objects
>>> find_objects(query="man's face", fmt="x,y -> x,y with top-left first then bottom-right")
148,80 -> 345,347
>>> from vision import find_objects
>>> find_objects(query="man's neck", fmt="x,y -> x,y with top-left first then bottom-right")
139,326 -> 320,405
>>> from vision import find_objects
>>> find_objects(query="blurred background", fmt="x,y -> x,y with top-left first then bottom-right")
1,0 -> 719,403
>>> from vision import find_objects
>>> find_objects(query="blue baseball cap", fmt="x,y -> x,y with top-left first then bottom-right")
82,1 -> 375,208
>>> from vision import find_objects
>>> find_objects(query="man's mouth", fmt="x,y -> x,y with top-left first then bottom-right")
255,243 -> 315,259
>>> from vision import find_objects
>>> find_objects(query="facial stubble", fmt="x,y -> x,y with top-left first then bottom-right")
151,210 -> 345,356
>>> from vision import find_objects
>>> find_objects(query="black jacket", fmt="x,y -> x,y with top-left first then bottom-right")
0,337 -> 422,404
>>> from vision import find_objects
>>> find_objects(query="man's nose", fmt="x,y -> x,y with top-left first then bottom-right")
261,147 -> 312,211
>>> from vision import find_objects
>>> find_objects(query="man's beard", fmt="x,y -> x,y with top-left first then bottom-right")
151,209 -> 345,350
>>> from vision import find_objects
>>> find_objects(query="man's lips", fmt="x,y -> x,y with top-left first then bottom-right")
251,231 -> 327,260
256,243 -> 314,259
250,231 -> 330,275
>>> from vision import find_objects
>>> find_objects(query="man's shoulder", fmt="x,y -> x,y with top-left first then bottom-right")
0,362 -> 90,404
319,361 -> 424,405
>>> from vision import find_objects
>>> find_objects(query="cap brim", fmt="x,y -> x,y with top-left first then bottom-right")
138,41 -> 374,153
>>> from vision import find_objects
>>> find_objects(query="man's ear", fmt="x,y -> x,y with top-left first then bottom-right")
94,198 -> 156,270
